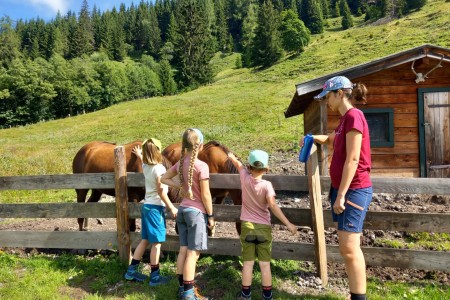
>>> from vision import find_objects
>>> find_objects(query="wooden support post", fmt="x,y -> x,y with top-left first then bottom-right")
114,146 -> 131,264
306,144 -> 328,286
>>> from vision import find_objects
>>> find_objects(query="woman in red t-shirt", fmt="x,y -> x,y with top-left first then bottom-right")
301,76 -> 372,300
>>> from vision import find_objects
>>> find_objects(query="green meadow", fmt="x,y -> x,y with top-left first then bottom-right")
1,1 -> 450,299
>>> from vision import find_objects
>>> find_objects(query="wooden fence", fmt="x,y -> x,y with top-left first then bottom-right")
1,146 -> 450,287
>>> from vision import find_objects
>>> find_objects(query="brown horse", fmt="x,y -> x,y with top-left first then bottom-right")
72,140 -> 175,232
162,140 -> 243,233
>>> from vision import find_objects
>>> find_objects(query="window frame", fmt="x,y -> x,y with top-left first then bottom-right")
361,108 -> 394,148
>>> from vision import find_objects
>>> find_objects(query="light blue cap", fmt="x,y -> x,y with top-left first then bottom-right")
314,76 -> 354,100
248,149 -> 269,168
190,128 -> 204,144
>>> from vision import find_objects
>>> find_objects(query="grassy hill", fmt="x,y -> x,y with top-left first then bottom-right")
1,0 -> 449,203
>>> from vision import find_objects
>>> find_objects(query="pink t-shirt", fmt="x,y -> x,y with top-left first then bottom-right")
330,108 -> 372,189
239,169 -> 276,225
170,155 -> 210,213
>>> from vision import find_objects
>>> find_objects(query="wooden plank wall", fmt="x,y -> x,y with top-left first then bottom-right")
326,59 -> 450,177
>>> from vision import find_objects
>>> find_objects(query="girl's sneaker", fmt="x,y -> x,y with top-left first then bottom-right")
124,264 -> 148,282
149,269 -> 171,286
236,291 -> 252,299
182,287 -> 209,300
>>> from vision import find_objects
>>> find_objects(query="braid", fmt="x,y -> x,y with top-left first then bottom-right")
187,143 -> 199,199
178,147 -> 186,186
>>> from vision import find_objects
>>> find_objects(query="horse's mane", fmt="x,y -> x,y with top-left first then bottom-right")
203,140 -> 239,174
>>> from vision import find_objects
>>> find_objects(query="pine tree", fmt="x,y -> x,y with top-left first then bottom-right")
148,7 -> 162,57
215,0 -> 230,52
71,0 -> 94,57
241,1 -> 258,67
0,17 -> 21,67
330,0 -> 340,17
159,59 -> 177,95
300,0 -> 324,34
251,0 -> 283,67
340,0 -> 354,29
173,0 -> 215,88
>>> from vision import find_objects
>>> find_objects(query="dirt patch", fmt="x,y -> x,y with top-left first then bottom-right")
1,149 -> 449,297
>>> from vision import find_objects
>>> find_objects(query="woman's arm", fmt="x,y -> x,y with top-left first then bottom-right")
313,132 -> 335,147
334,129 -> 362,214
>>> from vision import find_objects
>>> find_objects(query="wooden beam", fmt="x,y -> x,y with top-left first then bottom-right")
114,146 -> 131,264
306,144 -> 328,286
1,173 -> 448,195
1,232 -> 449,272
2,203 -> 450,233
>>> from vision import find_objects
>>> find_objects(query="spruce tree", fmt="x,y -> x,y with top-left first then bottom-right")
159,59 -> 177,95
340,0 -> 354,29
251,0 -> 283,67
300,0 -> 324,34
241,1 -> 258,67
71,0 -> 94,57
173,0 -> 214,88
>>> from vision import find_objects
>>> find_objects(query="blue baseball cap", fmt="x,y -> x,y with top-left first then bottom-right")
314,76 -> 354,100
248,150 -> 269,169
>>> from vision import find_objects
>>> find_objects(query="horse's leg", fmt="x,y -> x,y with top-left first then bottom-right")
229,189 -> 242,235
128,192 -> 139,232
76,189 -> 89,231
83,189 -> 102,230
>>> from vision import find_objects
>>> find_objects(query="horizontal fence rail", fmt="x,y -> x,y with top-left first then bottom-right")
2,203 -> 450,233
1,173 -> 450,195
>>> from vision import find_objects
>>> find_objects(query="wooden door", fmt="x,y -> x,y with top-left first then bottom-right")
423,91 -> 450,178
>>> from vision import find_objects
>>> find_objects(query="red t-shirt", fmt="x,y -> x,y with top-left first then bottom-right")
330,108 -> 372,189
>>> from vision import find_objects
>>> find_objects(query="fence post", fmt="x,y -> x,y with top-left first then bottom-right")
306,144 -> 328,286
114,146 -> 131,264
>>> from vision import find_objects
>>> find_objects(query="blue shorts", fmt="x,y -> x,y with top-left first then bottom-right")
176,206 -> 208,251
141,204 -> 166,243
330,186 -> 372,233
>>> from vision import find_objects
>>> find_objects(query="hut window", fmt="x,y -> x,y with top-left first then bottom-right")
362,108 -> 394,147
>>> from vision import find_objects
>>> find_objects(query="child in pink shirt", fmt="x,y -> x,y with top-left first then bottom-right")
228,150 -> 297,300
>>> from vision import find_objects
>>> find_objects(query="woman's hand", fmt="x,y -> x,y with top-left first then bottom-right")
333,195 -> 346,214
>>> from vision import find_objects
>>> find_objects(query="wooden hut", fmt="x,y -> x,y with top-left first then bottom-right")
284,44 -> 450,178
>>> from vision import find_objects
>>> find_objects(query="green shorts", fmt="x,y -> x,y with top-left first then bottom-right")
240,221 -> 272,262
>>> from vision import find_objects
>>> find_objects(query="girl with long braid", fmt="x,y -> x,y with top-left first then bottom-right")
161,128 -> 214,300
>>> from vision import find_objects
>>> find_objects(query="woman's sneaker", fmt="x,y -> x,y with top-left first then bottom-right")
124,264 -> 148,282
149,270 -> 171,286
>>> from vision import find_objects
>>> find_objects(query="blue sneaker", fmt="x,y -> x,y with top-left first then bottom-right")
124,264 -> 148,282
149,270 -> 171,286
182,287 -> 209,300
177,286 -> 184,299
